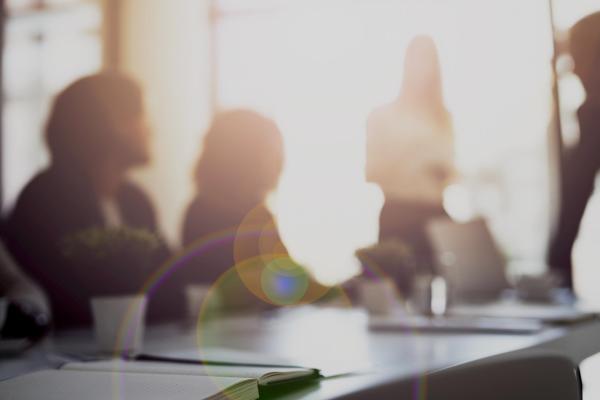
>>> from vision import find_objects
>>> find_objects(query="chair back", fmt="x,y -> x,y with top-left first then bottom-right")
337,351 -> 581,400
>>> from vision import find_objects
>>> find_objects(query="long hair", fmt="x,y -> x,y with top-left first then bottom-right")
194,110 -> 284,204
399,35 -> 448,120
45,72 -> 144,169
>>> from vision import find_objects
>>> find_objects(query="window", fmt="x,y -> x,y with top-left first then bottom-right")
214,0 -> 557,284
2,0 -> 103,211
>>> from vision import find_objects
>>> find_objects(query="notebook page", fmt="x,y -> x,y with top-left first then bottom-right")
65,360 -> 316,383
0,369 -> 258,400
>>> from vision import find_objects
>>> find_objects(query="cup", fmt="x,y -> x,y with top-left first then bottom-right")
411,274 -> 449,316
358,278 -> 399,315
185,284 -> 215,322
91,295 -> 147,356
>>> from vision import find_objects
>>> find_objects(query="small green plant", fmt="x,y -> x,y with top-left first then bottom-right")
61,227 -> 163,295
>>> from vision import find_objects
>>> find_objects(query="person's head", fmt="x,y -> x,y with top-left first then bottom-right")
400,35 -> 445,113
195,110 -> 284,206
570,12 -> 600,97
46,72 -> 150,172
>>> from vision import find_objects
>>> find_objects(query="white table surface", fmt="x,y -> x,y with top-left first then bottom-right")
2,306 -> 600,399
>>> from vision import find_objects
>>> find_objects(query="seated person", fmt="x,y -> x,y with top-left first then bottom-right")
4,72 -> 173,328
0,238 -> 50,340
181,110 -> 288,309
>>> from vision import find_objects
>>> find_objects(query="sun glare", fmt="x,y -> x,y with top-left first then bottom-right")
216,0 -> 555,284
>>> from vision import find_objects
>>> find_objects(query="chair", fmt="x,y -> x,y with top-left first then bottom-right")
339,350 -> 582,400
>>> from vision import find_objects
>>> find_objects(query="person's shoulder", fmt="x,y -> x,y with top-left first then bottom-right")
119,180 -> 152,203
6,168 -> 62,233
12,169 -> 57,208
250,203 -> 275,220
22,168 -> 55,190
181,195 -> 226,246
577,102 -> 600,123
577,102 -> 600,138
183,195 -> 228,227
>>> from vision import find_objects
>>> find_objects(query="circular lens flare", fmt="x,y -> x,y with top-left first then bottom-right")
261,257 -> 310,305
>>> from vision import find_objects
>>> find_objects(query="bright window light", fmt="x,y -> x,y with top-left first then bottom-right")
215,0 -> 558,284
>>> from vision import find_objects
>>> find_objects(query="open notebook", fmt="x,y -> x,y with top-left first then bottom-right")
0,360 -> 319,400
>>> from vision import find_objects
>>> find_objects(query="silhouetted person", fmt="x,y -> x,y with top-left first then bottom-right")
366,35 -> 455,273
180,110 -> 291,309
549,12 -> 600,289
0,239 -> 48,311
4,72 -> 170,328
181,110 -> 334,311
0,238 -> 51,340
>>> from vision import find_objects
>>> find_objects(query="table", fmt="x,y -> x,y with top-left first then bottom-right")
2,306 -> 600,399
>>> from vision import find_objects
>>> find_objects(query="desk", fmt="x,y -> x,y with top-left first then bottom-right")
2,306 -> 600,399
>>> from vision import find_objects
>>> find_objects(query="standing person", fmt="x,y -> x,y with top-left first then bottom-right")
366,35 -> 455,272
549,12 -> 600,289
4,72 -> 172,327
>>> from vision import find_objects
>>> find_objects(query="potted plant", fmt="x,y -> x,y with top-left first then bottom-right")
61,226 -> 163,297
62,227 -> 164,354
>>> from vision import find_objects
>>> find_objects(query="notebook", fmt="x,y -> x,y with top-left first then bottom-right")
369,314 -> 545,334
0,360 -> 320,400
449,302 -> 599,325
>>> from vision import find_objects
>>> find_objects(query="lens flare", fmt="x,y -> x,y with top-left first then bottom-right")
104,204 -> 427,400
260,257 -> 310,305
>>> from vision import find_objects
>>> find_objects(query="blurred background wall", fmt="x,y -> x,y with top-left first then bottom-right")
1,0 -> 212,247
119,0 -> 212,246
3,0 -> 600,295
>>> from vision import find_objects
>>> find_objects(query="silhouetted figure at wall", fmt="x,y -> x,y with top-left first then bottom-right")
366,35 -> 455,273
5,72 -> 173,328
181,110 -> 288,308
549,12 -> 600,289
